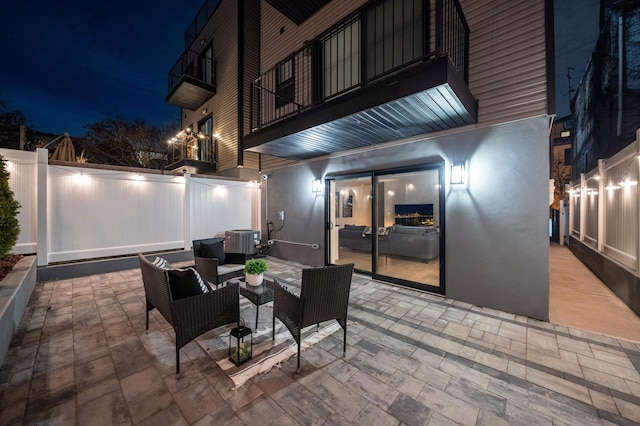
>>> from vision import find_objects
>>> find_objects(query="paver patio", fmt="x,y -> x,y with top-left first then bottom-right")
0,255 -> 639,425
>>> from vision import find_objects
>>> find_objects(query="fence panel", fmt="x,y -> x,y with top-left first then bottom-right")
602,144 -> 638,269
47,166 -> 186,263
570,131 -> 639,273
583,171 -> 599,249
189,176 -> 260,243
570,182 -> 581,238
5,146 -> 259,265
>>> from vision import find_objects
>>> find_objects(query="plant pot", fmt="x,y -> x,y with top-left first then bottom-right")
246,273 -> 263,286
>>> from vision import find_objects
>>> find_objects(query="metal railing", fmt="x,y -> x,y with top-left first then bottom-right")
168,48 -> 216,94
184,0 -> 221,48
250,0 -> 469,132
168,136 -> 216,165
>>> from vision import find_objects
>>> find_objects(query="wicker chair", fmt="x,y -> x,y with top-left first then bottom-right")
192,238 -> 245,288
194,256 -> 244,289
272,263 -> 355,372
138,253 -> 240,374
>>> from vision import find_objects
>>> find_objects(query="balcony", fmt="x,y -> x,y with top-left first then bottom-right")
166,48 -> 217,111
166,130 -> 217,174
245,0 -> 476,160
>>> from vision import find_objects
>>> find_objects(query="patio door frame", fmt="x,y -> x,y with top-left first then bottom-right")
324,163 -> 445,295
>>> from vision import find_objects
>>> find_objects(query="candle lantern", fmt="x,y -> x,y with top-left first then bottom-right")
229,325 -> 252,366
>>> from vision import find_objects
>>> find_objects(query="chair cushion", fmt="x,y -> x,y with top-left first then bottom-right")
200,240 -> 226,265
152,256 -> 172,269
167,267 -> 211,300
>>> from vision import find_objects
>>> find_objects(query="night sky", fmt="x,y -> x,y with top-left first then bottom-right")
0,1 -> 600,136
0,0 -> 202,136
554,0 -> 601,119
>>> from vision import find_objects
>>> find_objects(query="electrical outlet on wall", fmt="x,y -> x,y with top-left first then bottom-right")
278,210 -> 285,222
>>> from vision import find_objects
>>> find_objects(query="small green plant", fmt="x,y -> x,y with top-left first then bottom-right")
244,258 -> 268,275
230,342 -> 252,364
0,155 -> 20,259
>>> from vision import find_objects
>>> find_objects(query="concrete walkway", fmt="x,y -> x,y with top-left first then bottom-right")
549,243 -> 640,342
1,256 -> 639,424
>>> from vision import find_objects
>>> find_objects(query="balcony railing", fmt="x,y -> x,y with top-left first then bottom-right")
250,0 -> 469,132
184,0 -> 221,48
168,134 -> 216,165
168,48 -> 216,95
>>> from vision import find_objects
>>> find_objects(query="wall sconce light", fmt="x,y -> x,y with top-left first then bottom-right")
450,162 -> 465,185
312,179 -> 323,194
202,109 -> 208,115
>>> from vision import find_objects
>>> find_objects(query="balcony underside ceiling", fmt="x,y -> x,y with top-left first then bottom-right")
265,0 -> 333,25
244,57 -> 477,161
166,76 -> 216,111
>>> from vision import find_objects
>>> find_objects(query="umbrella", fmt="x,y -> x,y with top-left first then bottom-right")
50,136 -> 76,162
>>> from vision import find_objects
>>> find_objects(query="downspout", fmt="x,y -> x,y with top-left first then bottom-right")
616,13 -> 623,137
237,0 -> 245,168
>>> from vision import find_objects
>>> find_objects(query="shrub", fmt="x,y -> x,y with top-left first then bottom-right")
244,258 -> 268,275
0,155 -> 20,259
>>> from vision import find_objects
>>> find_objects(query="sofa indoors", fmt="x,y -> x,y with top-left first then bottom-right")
338,225 -> 374,252
338,225 -> 439,261
387,225 -> 439,261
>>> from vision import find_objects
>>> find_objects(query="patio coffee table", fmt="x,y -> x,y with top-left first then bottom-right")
231,278 -> 274,329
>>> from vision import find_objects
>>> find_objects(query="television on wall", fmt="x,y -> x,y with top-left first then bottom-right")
394,203 -> 434,226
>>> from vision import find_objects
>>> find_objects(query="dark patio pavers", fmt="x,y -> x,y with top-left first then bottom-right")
0,256 -> 639,425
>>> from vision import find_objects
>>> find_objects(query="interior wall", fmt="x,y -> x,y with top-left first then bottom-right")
335,181 -> 371,227
380,171 -> 440,227
261,115 -> 550,320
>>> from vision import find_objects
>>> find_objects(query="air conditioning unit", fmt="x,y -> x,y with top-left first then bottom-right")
225,230 -> 260,254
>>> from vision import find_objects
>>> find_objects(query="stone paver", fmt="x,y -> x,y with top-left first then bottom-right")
0,255 -> 639,425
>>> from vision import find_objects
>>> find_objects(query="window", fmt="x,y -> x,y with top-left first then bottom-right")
276,58 -> 294,108
199,45 -> 214,85
198,116 -> 214,163
564,148 -> 572,166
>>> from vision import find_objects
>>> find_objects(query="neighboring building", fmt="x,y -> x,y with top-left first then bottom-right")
169,0 -> 555,320
550,115 -> 573,209
572,0 -> 640,178
568,0 -> 640,317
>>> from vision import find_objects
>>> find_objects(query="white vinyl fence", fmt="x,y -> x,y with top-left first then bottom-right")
569,129 -> 640,274
1,148 -> 260,267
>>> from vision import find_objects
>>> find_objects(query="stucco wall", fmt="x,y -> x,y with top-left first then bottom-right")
261,115 -> 550,320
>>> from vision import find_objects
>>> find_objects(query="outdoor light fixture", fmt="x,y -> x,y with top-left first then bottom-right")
450,162 -> 465,185
312,179 -> 323,194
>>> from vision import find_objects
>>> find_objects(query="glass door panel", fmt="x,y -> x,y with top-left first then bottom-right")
375,169 -> 441,288
329,176 -> 372,273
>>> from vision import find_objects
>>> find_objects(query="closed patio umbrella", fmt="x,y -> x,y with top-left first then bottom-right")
50,136 -> 76,162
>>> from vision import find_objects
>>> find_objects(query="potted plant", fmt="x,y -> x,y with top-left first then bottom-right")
244,258 -> 268,286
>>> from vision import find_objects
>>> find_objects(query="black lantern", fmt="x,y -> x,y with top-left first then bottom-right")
229,325 -> 252,366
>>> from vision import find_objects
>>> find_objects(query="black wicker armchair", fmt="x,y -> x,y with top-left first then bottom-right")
138,253 -> 240,374
272,263 -> 355,372
192,238 -> 245,288
194,256 -> 245,289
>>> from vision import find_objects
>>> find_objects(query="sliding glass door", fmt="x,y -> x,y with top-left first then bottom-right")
328,165 -> 443,293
